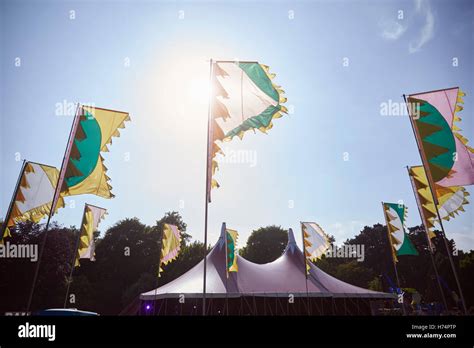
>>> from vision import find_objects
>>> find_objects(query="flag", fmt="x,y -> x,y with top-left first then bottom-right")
158,223 -> 181,277
408,166 -> 437,242
225,228 -> 239,277
406,88 -> 474,194
207,61 -> 288,201
382,203 -> 419,262
408,166 -> 469,241
75,204 -> 107,267
301,222 -> 331,273
410,166 -> 469,227
1,162 -> 64,244
59,106 -> 130,202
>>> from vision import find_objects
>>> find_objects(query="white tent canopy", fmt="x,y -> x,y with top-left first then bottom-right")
141,224 -> 395,300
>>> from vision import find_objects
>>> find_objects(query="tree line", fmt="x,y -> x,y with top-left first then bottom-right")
0,213 -> 472,314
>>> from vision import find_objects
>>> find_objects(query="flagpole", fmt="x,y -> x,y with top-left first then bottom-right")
223,223 -> 229,315
202,58 -> 214,316
26,104 -> 81,313
433,203 -> 467,314
381,202 -> 406,316
404,95 -> 467,315
152,229 -> 164,316
63,204 -> 86,308
1,159 -> 27,243
299,225 -> 311,315
406,166 -> 448,312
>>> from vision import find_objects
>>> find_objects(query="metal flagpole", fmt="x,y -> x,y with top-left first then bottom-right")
299,225 -> 311,315
406,166 -> 448,312
202,58 -> 215,316
381,202 -> 406,316
433,202 -> 467,314
153,236 -> 162,316
223,223 -> 229,315
26,104 -> 81,313
63,204 -> 87,308
1,159 -> 27,242
404,95 -> 467,315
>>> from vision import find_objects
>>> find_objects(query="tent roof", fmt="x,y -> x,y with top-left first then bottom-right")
140,225 -> 395,300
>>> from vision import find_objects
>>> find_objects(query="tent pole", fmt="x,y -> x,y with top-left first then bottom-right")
152,279 -> 159,316
252,295 -> 256,315
406,166 -> 448,312
153,235 -> 164,316
299,225 -> 311,315
404,94 -> 467,315
263,294 -> 266,315
382,202 -> 406,315
223,222 -> 229,316
26,104 -> 81,314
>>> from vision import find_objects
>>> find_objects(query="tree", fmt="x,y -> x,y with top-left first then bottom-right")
154,211 -> 190,245
239,225 -> 288,264
75,211 -> 200,314
2,217 -> 472,315
0,221 -> 77,312
79,217 -> 159,314
459,250 -> 474,313
368,276 -> 383,292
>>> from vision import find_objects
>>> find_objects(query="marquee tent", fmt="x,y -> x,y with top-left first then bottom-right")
137,224 -> 396,315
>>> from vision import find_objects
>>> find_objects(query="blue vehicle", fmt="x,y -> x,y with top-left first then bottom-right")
34,308 -> 99,316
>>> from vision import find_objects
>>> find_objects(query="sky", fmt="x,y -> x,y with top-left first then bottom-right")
1,0 -> 473,251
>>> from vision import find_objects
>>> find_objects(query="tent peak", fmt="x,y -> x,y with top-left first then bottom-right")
216,222 -> 227,249
285,228 -> 298,253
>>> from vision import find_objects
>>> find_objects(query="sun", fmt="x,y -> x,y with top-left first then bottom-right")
187,76 -> 210,107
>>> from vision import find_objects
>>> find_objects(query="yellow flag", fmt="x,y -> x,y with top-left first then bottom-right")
158,224 -> 181,277
75,204 -> 107,267
60,106 -> 130,200
1,162 -> 64,244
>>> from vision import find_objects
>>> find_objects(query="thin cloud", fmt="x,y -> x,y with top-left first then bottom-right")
409,0 -> 435,53
380,0 -> 435,53
381,21 -> 407,40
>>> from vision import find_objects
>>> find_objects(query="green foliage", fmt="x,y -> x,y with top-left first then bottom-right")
1,217 -> 473,314
0,221 -> 77,312
368,276 -> 383,292
459,250 -> 474,313
0,212 -> 206,315
154,211 -> 190,245
121,273 -> 156,307
239,225 -> 288,264
238,223 -> 474,311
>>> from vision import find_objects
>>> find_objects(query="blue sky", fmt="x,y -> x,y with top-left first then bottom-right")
1,0 -> 473,250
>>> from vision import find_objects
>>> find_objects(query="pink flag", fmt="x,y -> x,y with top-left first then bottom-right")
408,87 -> 474,188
